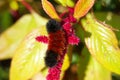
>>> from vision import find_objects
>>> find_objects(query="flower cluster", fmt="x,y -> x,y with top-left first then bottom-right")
61,8 -> 80,45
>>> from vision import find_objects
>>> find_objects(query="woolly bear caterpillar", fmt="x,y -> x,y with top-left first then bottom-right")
45,19 -> 66,67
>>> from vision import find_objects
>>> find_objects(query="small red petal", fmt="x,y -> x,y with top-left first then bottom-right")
63,22 -> 71,30
68,35 -> 80,45
63,17 -> 70,23
68,7 -> 74,14
35,36 -> 48,43
69,14 -> 77,23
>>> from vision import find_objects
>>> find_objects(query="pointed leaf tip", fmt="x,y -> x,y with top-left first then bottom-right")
42,0 -> 60,20
74,0 -> 95,19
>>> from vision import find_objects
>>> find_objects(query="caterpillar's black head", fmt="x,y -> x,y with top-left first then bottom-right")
45,50 -> 58,67
46,19 -> 61,33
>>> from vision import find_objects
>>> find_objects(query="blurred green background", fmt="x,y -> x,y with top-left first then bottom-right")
0,0 -> 120,80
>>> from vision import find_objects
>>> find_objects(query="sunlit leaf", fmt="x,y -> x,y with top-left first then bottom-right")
10,27 -> 48,80
73,0 -> 95,19
62,53 -> 70,71
85,57 -> 111,80
54,0 -> 74,7
42,0 -> 60,20
0,12 -> 48,60
32,72 -> 46,80
94,12 -> 120,40
78,47 -> 111,80
81,13 -> 120,74
10,1 -> 18,10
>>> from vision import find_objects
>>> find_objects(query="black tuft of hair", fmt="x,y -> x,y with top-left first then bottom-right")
46,19 -> 61,33
45,50 -> 58,67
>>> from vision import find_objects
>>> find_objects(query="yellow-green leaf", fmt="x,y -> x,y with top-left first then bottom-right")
42,0 -> 60,20
9,1 -> 19,10
84,57 -> 111,80
0,12 -> 48,60
73,0 -> 95,19
62,53 -> 70,71
54,0 -> 74,7
10,27 -> 48,80
81,13 -> 120,74
78,47 -> 111,80
32,72 -> 46,80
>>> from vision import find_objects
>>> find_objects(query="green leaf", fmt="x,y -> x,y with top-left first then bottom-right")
81,13 -> 120,74
0,11 -> 13,31
0,12 -> 48,60
0,67 -> 9,80
54,0 -> 74,7
10,27 -> 48,80
78,47 -> 111,80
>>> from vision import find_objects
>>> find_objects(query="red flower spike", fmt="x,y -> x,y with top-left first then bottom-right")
46,50 -> 66,80
35,36 -> 48,43
61,8 -> 79,45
